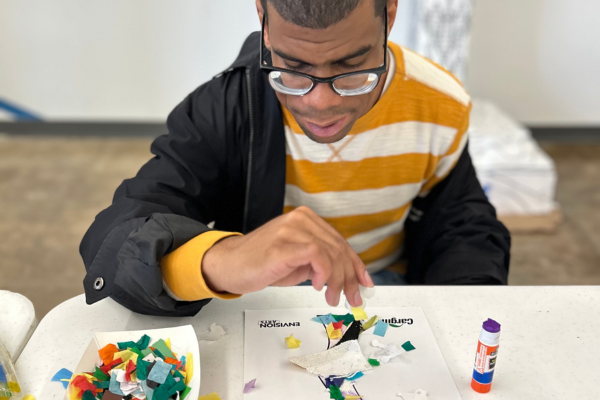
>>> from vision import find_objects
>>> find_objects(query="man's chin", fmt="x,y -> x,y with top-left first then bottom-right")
299,122 -> 354,144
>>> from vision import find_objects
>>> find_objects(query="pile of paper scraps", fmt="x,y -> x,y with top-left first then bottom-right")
288,309 -> 416,400
63,334 -> 193,400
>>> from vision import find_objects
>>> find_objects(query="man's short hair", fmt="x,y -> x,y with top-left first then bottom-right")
261,0 -> 386,30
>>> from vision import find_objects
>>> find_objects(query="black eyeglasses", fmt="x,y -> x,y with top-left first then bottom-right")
260,7 -> 388,97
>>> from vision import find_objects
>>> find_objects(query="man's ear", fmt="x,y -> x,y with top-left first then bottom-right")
386,0 -> 399,35
256,0 -> 264,24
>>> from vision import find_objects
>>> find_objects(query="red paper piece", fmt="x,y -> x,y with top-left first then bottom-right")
164,357 -> 182,370
71,375 -> 97,393
100,357 -> 123,375
125,359 -> 136,382
332,320 -> 344,330
98,343 -> 119,366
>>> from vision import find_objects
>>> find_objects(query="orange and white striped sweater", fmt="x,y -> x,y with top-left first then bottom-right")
161,41 -> 471,301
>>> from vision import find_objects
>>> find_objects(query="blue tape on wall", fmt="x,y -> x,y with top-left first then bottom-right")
0,98 -> 42,121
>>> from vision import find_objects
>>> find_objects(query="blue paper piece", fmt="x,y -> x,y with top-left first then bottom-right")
180,355 -> 187,368
311,313 -> 337,325
147,359 -> 171,384
373,320 -> 388,337
0,364 -> 7,383
347,372 -> 364,380
109,371 -> 125,395
141,380 -> 155,399
324,376 -> 346,389
51,368 -> 73,389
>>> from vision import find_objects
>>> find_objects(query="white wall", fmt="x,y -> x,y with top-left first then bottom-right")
1,0 -> 599,125
468,0 -> 600,125
0,0 -> 261,121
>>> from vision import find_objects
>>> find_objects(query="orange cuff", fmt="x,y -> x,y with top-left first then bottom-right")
161,230 -> 242,301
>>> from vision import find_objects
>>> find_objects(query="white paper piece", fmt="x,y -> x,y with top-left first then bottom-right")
244,307 -> 461,400
289,340 -> 373,377
371,339 -> 405,364
200,322 -> 226,341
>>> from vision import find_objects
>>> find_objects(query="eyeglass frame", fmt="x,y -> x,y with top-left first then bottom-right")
259,6 -> 388,97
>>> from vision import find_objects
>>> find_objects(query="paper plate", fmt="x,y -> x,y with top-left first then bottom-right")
64,325 -> 200,399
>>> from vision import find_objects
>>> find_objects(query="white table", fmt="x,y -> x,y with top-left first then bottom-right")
0,290 -> 38,361
16,286 -> 600,399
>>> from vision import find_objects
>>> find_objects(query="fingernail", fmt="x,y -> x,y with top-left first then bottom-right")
364,270 -> 374,287
353,291 -> 363,307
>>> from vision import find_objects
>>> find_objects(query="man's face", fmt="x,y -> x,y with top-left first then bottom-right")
263,0 -> 390,144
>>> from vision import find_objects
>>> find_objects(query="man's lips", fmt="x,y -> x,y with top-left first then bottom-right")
305,115 -> 348,138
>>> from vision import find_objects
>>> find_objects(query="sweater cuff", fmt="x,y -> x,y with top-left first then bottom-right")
161,230 -> 242,301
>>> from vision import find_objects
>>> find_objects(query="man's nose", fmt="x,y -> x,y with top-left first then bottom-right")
301,82 -> 343,113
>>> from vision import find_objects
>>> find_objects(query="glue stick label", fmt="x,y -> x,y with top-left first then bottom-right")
473,341 -> 499,382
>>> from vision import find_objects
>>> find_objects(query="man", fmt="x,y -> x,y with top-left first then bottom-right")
80,0 -> 510,317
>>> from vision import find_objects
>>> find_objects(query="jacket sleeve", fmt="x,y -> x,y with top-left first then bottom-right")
404,143 -> 511,285
80,77 -> 235,317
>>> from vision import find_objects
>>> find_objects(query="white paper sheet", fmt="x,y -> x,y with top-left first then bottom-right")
244,307 -> 461,400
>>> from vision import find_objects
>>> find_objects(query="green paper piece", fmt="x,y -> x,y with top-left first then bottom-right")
362,315 -> 378,330
97,392 -> 104,399
137,359 -> 150,381
136,334 -> 151,350
368,358 -> 380,366
168,380 -> 187,395
129,346 -> 143,359
152,348 -> 166,359
117,340 -> 137,350
152,384 -> 170,400
151,339 -> 175,359
402,341 -> 416,352
93,366 -> 110,381
164,371 -> 177,388
141,347 -> 153,357
94,380 -> 110,389
389,324 -> 401,328
329,384 -> 344,400
180,386 -> 192,400
81,390 -> 96,400
332,313 -> 355,326
173,370 -> 184,380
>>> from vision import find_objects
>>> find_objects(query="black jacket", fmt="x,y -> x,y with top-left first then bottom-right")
80,32 -> 510,317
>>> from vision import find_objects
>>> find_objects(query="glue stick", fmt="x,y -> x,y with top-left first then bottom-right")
471,318 -> 501,393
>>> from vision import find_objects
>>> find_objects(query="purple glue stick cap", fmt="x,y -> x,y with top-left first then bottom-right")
482,318 -> 501,333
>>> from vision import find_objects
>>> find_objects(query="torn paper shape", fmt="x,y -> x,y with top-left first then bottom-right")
350,307 -> 368,321
347,371 -> 363,381
371,340 -> 416,363
329,384 -> 344,400
311,314 -> 337,325
362,315 -> 378,331
326,323 -> 343,339
243,378 -> 256,394
22,396 -> 36,400
285,334 -> 301,349
51,368 -> 73,389
200,323 -> 226,341
147,359 -> 171,384
289,340 -> 373,377
198,393 -> 222,400
373,320 -> 388,337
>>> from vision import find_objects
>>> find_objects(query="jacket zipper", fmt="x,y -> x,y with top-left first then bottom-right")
243,68 -> 255,233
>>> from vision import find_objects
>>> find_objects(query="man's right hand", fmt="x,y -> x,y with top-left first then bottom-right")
201,206 -> 373,307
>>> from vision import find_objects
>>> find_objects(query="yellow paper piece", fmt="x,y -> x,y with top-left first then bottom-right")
362,315 -> 378,330
23,395 -> 36,400
184,352 -> 193,386
351,306 -> 368,321
113,350 -> 138,364
198,393 -> 222,400
285,334 -> 301,349
165,337 -> 172,349
8,382 -> 21,392
345,396 -> 361,399
326,323 -> 343,339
